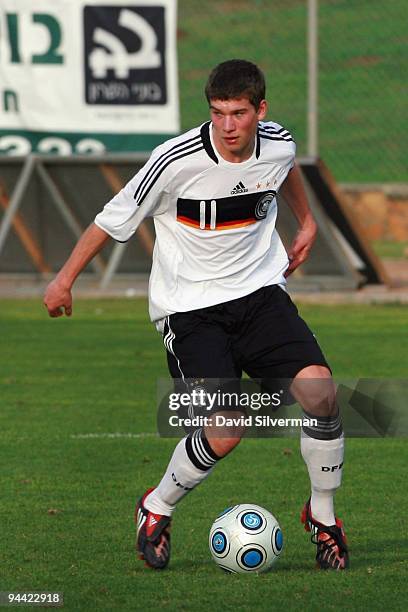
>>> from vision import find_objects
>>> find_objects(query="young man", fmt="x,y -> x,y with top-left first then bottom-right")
44,60 -> 348,571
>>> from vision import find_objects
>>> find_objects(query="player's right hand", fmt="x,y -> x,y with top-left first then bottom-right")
43,279 -> 73,317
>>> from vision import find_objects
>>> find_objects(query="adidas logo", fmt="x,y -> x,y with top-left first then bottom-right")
231,181 -> 248,195
148,515 -> 158,527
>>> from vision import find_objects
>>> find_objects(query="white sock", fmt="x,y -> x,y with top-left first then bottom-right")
144,428 -> 220,516
301,429 -> 344,525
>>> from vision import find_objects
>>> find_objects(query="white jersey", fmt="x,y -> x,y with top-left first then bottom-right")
95,120 -> 296,324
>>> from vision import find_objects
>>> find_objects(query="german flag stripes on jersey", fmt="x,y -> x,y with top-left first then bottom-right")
176,189 -> 277,231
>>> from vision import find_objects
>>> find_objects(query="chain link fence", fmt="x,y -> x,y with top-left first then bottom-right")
177,0 -> 406,184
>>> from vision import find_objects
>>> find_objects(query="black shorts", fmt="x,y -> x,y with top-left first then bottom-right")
163,285 -> 329,399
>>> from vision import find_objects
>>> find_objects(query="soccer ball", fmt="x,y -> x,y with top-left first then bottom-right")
209,504 -> 283,574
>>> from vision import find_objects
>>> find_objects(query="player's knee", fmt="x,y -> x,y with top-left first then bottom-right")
305,384 -> 337,416
291,367 -> 337,417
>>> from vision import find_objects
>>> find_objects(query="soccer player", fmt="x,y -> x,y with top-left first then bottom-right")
44,60 -> 348,571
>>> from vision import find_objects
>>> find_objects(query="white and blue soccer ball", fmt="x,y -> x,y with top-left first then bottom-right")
209,504 -> 283,574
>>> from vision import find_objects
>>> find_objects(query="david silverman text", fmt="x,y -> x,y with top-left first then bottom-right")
168,415 -> 318,428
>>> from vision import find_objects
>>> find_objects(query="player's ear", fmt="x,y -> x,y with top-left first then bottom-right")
257,99 -> 268,121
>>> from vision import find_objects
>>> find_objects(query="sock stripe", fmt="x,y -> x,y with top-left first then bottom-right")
302,410 -> 343,440
185,428 -> 219,471
193,429 -> 218,465
302,427 -> 343,440
186,433 -> 213,471
192,430 -> 210,464
192,432 -> 215,468
185,434 -> 204,470
303,420 -> 342,432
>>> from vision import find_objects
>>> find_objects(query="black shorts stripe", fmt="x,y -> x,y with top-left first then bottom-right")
163,318 -> 173,353
164,316 -> 187,384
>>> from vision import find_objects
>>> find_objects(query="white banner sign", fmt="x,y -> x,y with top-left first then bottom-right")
0,0 -> 179,155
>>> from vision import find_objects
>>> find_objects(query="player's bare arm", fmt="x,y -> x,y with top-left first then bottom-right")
280,164 -> 317,277
44,223 -> 111,318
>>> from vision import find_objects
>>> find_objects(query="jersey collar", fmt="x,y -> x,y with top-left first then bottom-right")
200,121 -> 261,165
200,121 -> 218,164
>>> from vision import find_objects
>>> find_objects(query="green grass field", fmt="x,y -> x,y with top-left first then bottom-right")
1,299 -> 407,611
177,1 -> 407,182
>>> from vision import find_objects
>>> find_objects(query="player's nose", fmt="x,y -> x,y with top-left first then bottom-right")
223,116 -> 236,132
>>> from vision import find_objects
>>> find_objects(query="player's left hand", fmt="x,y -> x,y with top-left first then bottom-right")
284,221 -> 317,277
43,278 -> 73,317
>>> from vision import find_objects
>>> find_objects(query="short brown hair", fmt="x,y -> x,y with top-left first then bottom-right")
205,59 -> 266,110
